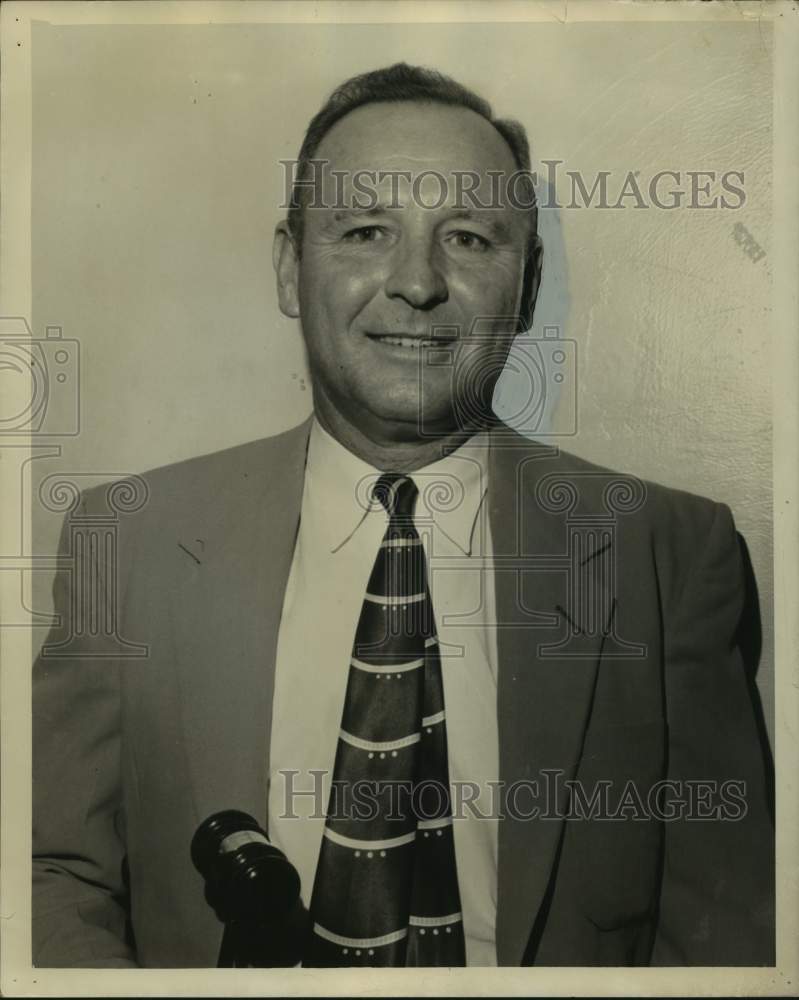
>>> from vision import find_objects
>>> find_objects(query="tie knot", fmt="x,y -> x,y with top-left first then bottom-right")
372,473 -> 418,518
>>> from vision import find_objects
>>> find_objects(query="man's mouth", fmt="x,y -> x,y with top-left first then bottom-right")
366,333 -> 455,350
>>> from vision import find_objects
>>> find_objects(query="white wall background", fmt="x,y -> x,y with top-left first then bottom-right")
28,19 -> 773,743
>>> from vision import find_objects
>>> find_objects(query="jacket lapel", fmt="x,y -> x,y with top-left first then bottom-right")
172,420 -> 311,835
489,431 -> 613,966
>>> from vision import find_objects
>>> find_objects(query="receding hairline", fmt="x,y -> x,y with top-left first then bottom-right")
312,97 -> 523,172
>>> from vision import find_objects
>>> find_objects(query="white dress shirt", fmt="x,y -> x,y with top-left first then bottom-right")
268,418 -> 499,966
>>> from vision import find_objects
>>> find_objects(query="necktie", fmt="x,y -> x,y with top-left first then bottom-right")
304,473 -> 466,967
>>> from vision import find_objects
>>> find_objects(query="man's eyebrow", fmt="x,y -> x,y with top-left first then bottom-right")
330,207 -> 390,223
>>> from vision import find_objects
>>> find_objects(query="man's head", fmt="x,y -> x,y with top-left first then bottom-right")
273,63 -> 543,448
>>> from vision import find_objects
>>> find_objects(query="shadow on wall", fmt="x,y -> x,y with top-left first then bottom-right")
493,181 -> 571,440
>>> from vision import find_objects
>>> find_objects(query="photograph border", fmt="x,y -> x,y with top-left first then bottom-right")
1,1 -> 796,995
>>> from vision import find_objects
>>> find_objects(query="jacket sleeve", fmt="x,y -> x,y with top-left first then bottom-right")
32,493 -> 138,967
651,501 -> 774,965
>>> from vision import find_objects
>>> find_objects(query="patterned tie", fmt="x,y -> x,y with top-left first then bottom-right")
304,473 -> 466,967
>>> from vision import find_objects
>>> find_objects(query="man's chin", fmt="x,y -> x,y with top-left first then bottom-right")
365,403 -> 492,444
357,394 -> 461,441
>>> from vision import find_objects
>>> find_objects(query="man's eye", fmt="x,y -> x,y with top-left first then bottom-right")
449,230 -> 490,252
343,226 -> 384,243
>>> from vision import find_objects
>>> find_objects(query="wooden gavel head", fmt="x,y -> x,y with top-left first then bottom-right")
191,810 -> 301,925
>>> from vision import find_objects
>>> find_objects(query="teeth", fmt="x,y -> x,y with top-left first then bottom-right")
375,336 -> 436,349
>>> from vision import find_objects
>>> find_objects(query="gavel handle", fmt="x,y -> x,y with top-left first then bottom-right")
217,925 -> 239,968
215,902 -> 310,968
216,919 -> 304,968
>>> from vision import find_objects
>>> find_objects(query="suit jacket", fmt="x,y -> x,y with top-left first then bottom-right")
32,418 -> 774,967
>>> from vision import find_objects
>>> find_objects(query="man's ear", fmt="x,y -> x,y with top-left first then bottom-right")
273,221 -> 300,319
518,233 -> 543,334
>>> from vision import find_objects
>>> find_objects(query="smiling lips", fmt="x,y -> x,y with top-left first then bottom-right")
366,332 -> 457,350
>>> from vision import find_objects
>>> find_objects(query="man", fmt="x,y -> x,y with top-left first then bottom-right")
32,63 -> 774,968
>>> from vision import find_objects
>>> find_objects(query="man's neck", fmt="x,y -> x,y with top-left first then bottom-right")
313,400 -> 497,473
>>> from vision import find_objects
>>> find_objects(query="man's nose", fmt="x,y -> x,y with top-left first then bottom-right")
383,239 -> 448,311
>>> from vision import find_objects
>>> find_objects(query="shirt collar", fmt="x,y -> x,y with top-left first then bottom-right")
305,417 -> 489,556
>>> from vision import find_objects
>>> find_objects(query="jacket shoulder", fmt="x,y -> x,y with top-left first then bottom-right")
78,419 -> 311,523
495,429 -> 733,593
542,443 -> 737,608
541,441 -> 727,535
495,425 -> 725,532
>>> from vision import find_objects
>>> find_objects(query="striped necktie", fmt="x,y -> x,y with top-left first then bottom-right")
304,472 -> 466,967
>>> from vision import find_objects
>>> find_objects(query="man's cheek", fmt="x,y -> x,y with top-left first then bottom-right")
315,271 -> 384,320
451,273 -> 522,321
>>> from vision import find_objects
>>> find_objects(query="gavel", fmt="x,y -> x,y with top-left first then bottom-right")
191,809 -> 309,967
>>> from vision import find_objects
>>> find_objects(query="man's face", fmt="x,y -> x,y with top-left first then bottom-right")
275,101 -> 539,441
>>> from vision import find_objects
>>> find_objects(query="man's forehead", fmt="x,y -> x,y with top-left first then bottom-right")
314,100 -> 520,179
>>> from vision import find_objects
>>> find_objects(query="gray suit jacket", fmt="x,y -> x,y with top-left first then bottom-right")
32,419 -> 774,967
